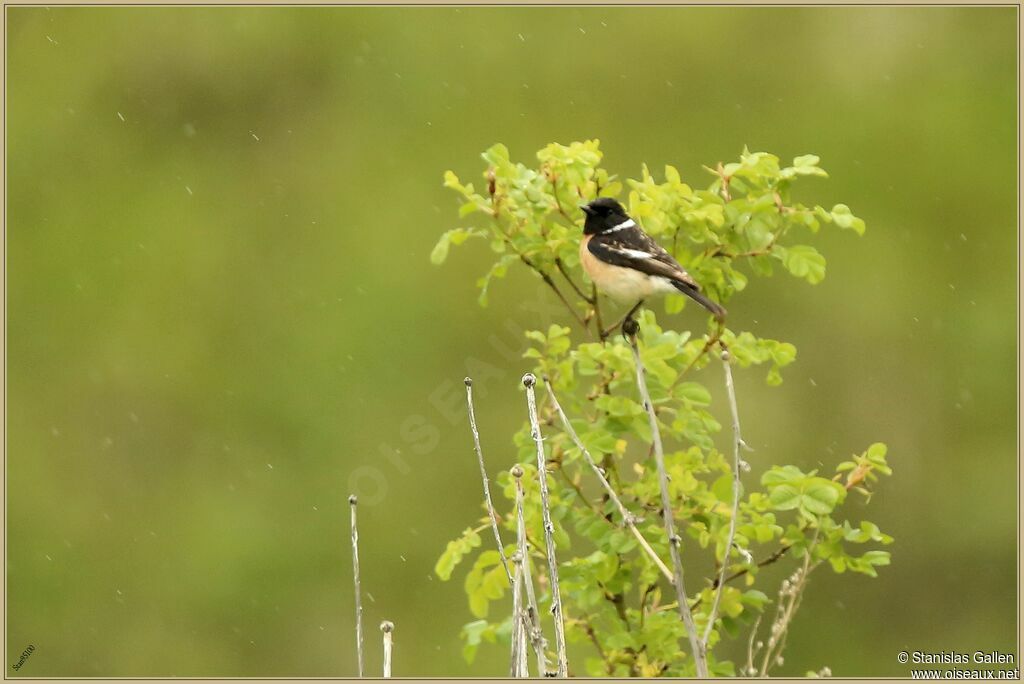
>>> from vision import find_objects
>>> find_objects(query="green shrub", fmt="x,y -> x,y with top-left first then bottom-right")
433,141 -> 890,677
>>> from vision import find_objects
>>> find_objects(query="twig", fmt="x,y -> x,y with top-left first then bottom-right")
513,465 -> 550,676
509,550 -> 529,677
380,621 -> 394,678
668,329 -> 723,394
537,267 -> 591,334
544,381 -> 675,585
582,618 -> 613,675
491,218 -> 591,335
626,331 -> 707,677
701,346 -> 749,650
555,257 -> 593,304
523,373 -> 569,678
348,495 -> 364,677
549,174 -> 573,222
759,529 -> 821,677
556,467 -> 599,515
711,544 -> 791,593
745,614 -> 763,677
464,377 -> 513,586
716,162 -> 732,202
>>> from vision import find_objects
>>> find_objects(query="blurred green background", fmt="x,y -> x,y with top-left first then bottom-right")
6,6 -> 1017,677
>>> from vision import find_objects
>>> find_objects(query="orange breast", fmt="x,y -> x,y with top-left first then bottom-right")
580,235 -> 675,304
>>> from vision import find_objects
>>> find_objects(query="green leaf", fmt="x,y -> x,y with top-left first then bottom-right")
786,154 -> 829,178
664,293 -> 687,315
768,484 -> 801,510
460,619 -> 496,664
595,394 -> 644,417
431,228 -> 484,265
782,244 -> 827,284
862,550 -> 891,567
761,465 -> 806,486
444,170 -> 466,191
867,442 -> 888,460
770,342 -> 797,367
481,143 -> 510,168
434,527 -> 482,580
802,480 -> 842,514
711,474 -> 734,504
676,382 -> 711,406
431,233 -> 453,265
476,254 -> 517,306
831,204 -> 866,235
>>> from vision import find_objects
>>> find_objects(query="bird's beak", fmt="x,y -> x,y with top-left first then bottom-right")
579,204 -> 594,217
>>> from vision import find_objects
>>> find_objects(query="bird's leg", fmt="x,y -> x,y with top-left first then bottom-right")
623,299 -> 644,330
710,309 -> 727,346
601,300 -> 645,339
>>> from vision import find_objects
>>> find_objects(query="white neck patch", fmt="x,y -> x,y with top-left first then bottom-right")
606,218 -> 635,233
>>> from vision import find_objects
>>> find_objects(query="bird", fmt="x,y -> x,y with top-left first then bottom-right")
579,197 -> 725,333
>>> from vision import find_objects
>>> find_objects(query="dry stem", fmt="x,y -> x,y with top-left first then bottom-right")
627,333 -> 707,677
544,381 -> 674,585
348,495 -> 364,677
380,621 -> 394,678
513,465 -> 550,675
701,346 -> 749,650
464,377 -> 513,585
523,373 -> 569,678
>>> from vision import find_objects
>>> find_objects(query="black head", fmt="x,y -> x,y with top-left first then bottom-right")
581,198 -> 631,235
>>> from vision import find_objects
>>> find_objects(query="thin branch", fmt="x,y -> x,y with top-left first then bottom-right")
513,465 -> 551,676
348,495 -> 364,678
545,381 -> 675,585
581,618 -> 613,675
380,621 -> 394,678
745,614 -> 763,677
711,544 -> 792,593
701,346 -> 749,649
668,329 -> 723,394
556,466 -> 600,515
509,549 -> 527,677
710,470 -> 868,596
555,257 -> 593,304
716,162 -> 732,202
464,377 -> 513,586
537,267 -> 591,333
523,373 -> 569,678
759,529 -> 821,677
626,331 -> 707,678
549,173 -> 579,227
491,221 -> 590,335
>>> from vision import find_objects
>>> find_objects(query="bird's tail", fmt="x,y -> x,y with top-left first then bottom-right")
673,281 -> 727,321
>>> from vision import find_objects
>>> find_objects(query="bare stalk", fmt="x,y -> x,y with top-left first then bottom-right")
464,377 -> 513,585
626,332 -> 707,677
523,373 -> 569,678
348,495 -> 364,677
758,529 -> 821,677
544,381 -> 675,585
513,464 -> 550,675
701,347 -> 749,650
745,614 -> 763,677
509,550 -> 529,677
380,621 -> 394,678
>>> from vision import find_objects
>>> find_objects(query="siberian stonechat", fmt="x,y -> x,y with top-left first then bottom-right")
579,198 -> 726,326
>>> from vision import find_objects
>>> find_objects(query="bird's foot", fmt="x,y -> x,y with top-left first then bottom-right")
621,316 -> 639,339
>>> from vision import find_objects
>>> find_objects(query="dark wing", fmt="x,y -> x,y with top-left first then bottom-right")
588,226 -> 701,289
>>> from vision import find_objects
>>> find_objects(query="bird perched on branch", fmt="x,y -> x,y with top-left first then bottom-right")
579,197 -> 725,334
